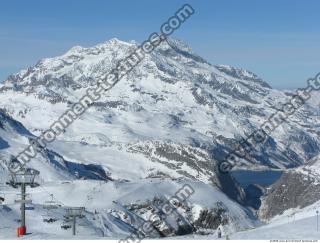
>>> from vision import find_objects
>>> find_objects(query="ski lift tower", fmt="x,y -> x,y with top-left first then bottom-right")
65,207 -> 85,236
8,168 -> 39,237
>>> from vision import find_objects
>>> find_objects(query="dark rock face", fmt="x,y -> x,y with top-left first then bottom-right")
244,184 -> 265,210
215,171 -> 247,204
0,137 -> 9,150
194,204 -> 228,230
114,197 -> 195,238
28,137 -> 111,181
0,109 -> 32,136
259,170 -> 320,219
215,65 -> 272,89
112,199 -> 229,238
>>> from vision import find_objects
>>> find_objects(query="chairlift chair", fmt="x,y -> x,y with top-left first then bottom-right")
43,201 -> 61,210
14,192 -> 32,204
43,194 -> 61,209
42,194 -> 60,222
65,207 -> 85,218
61,222 -> 71,230
63,215 -> 71,221
43,218 -> 57,223
42,209 -> 57,222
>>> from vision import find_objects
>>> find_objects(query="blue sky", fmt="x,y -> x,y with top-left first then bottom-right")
0,0 -> 319,89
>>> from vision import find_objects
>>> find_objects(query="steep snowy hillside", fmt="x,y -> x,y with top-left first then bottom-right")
0,99 -> 256,238
0,38 -> 319,173
0,108 -> 113,182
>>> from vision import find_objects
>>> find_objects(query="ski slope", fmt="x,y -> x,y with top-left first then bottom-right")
0,178 -> 258,239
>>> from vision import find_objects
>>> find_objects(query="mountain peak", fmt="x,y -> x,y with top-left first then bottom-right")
0,36 -> 273,98
65,45 -> 85,55
98,37 -> 135,48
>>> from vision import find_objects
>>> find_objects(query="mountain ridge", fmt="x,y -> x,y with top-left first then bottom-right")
0,37 -> 319,172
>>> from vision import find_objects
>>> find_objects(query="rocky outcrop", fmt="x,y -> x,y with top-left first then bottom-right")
259,169 -> 320,219
110,199 -> 230,238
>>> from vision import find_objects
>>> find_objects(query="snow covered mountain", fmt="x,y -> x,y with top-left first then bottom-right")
0,108 -> 257,239
0,38 -> 319,173
0,37 -> 319,239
